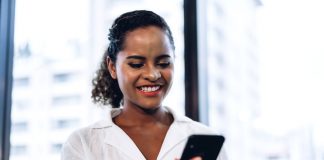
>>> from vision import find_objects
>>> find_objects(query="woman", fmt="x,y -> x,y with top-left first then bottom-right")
61,10 -> 225,160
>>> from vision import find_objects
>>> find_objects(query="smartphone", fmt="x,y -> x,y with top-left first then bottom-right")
180,134 -> 225,160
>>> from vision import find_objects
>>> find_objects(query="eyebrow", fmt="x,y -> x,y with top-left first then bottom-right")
126,54 -> 171,60
156,55 -> 171,60
126,55 -> 146,60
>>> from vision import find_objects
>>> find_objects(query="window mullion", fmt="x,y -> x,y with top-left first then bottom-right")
0,0 -> 15,159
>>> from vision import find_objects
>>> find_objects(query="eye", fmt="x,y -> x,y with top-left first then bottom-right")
158,62 -> 170,68
128,63 -> 144,69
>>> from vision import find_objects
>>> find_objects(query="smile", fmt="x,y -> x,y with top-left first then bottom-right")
139,86 -> 161,92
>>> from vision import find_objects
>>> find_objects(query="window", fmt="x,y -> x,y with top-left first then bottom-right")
51,95 -> 80,106
2,0 -> 323,160
13,77 -> 29,87
53,73 -> 74,83
11,121 -> 28,132
50,143 -> 63,153
8,0 -> 184,159
13,99 -> 30,110
17,43 -> 32,58
198,0 -> 260,159
51,119 -> 79,129
10,145 -> 27,156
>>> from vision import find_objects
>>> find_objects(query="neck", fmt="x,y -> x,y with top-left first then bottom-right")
115,104 -> 172,127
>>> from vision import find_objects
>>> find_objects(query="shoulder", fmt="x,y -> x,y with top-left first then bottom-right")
64,126 -> 91,145
64,120 -> 111,144
61,127 -> 89,160
61,120 -> 110,159
61,125 -> 93,153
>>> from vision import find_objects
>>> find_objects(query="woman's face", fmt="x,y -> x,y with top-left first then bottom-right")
108,26 -> 174,110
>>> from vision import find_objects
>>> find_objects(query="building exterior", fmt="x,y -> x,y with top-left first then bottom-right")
197,0 -> 261,159
10,0 -> 183,159
11,45 -> 101,160
200,0 -> 318,159
10,0 -> 320,160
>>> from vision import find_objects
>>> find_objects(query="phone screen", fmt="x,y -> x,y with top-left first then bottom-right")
180,134 -> 225,160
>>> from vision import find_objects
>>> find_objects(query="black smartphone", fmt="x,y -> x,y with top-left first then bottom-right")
180,134 -> 225,160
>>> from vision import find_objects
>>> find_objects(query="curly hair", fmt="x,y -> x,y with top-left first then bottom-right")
91,10 -> 175,108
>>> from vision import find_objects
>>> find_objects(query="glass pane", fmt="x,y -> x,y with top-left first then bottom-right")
198,0 -> 260,160
201,0 -> 324,160
11,0 -> 184,159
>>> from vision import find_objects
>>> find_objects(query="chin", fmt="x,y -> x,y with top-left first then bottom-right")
137,102 -> 163,112
141,103 -> 162,109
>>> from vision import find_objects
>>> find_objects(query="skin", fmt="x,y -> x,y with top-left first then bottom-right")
175,157 -> 202,160
107,26 -> 175,160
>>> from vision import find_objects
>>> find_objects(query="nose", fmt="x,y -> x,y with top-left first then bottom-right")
143,66 -> 161,81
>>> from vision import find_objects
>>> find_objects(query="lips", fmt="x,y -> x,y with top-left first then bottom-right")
137,85 -> 162,96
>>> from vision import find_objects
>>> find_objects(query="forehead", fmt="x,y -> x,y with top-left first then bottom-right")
119,26 -> 174,58
124,26 -> 168,46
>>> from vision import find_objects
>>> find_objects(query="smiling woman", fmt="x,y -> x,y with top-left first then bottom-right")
61,10 -> 226,160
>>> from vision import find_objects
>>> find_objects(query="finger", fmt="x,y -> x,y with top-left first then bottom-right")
190,156 -> 202,160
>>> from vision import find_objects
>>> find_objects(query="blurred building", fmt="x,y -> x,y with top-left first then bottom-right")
10,0 -> 183,160
200,0 -> 318,160
11,0 -> 320,160
252,126 -> 315,160
197,0 -> 261,159
11,31 -> 101,160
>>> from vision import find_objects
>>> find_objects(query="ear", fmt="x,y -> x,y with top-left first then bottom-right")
107,58 -> 117,79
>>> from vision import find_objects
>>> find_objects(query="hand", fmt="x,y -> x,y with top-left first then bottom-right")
175,156 -> 202,160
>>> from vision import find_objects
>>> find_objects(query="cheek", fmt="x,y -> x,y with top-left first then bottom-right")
162,69 -> 174,82
115,66 -> 127,88
116,66 -> 137,86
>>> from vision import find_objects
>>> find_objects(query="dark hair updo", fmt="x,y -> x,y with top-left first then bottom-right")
91,10 -> 175,108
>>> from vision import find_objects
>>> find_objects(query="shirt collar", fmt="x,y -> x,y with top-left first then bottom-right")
91,106 -> 192,129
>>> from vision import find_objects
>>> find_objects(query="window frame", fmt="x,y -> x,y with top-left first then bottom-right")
0,0 -> 15,159
184,0 -> 200,121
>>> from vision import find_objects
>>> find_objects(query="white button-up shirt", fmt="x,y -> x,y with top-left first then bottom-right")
61,107 -> 226,160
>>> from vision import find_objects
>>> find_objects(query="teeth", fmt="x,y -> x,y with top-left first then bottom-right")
140,86 -> 160,92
